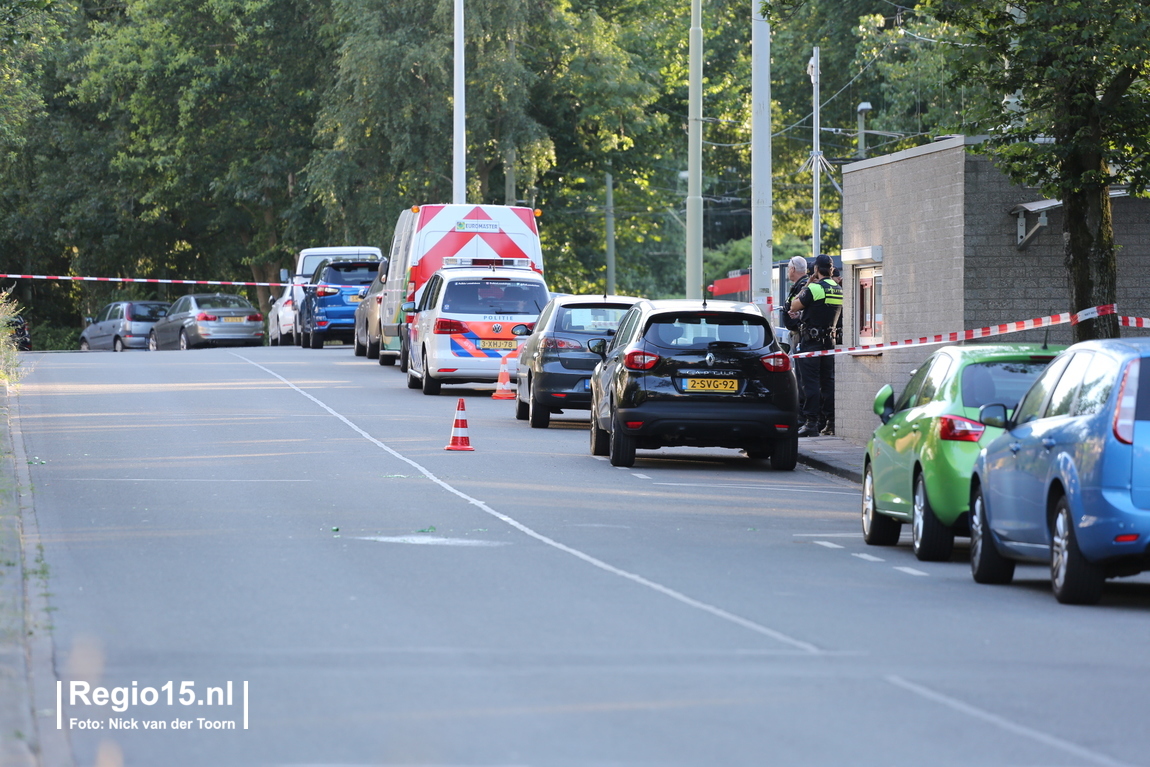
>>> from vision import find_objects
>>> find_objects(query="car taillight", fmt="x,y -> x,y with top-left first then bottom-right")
434,318 -> 469,334
247,313 -> 263,322
316,286 -> 341,297
541,336 -> 584,351
123,307 -> 132,322
1113,358 -> 1140,445
938,414 -> 985,442
624,350 -> 659,371
760,352 -> 791,372
284,299 -> 292,309
196,312 -> 218,322
375,294 -> 383,305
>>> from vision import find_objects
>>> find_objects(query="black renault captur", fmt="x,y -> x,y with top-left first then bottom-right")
588,299 -> 799,469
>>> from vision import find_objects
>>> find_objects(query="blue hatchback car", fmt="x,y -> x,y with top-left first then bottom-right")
299,258 -> 379,348
969,338 -> 1150,604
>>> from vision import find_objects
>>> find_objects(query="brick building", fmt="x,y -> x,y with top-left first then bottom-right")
835,135 -> 1150,441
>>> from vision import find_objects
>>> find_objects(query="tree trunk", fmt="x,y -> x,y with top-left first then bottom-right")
1062,162 -> 1119,343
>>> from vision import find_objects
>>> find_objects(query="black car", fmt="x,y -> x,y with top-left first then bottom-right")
588,299 -> 799,470
512,294 -> 640,427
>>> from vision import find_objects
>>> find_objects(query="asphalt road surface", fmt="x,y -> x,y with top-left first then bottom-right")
8,346 -> 1150,767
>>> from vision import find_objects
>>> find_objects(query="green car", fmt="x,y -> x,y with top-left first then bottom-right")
862,344 -> 1063,561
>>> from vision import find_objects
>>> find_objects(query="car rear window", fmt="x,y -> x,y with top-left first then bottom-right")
555,304 -> 632,334
322,263 -> 377,285
960,359 -> 1053,409
196,295 -> 252,310
441,280 -> 548,315
644,312 -> 770,349
127,303 -> 168,322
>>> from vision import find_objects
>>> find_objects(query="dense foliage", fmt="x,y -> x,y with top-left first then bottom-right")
10,0 -> 1140,343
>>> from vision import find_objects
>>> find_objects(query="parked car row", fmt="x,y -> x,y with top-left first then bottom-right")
79,295 -> 264,351
863,338 -> 1150,605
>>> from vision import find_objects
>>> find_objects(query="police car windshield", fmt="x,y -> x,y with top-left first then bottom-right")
645,312 -> 769,349
442,280 -> 548,315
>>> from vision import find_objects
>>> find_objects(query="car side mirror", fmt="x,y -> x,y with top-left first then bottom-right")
511,324 -> 532,336
979,403 -> 1009,430
873,384 -> 894,424
279,268 -> 290,283
84,316 -> 94,326
358,287 -> 369,298
401,301 -> 417,314
377,257 -> 389,279
588,338 -> 607,359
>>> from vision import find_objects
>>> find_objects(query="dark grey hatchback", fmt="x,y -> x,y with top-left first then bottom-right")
588,299 -> 799,469
513,294 -> 640,428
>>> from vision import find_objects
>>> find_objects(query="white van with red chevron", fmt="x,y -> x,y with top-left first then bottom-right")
377,204 -> 544,369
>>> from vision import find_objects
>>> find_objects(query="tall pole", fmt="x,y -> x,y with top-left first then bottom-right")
808,47 -> 821,259
605,172 -> 616,295
453,0 -> 466,204
685,0 -> 704,299
750,2 -> 773,315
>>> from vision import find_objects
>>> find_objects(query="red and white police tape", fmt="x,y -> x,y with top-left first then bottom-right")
1,272 -> 303,288
3,272 -> 1146,351
790,304 -> 1141,359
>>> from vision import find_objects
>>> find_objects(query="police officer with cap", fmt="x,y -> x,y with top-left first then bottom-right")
788,254 -> 842,437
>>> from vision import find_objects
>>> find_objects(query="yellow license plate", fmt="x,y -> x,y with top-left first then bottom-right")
349,295 -> 363,302
478,340 -> 517,349
222,316 -> 245,323
685,378 -> 738,392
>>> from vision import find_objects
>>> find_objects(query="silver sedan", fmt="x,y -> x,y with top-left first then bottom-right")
148,293 -> 264,350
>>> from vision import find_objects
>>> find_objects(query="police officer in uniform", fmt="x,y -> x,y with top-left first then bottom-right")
788,254 -> 842,437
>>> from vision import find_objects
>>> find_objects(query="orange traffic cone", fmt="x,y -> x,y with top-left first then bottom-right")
491,349 -> 517,400
444,398 -> 475,451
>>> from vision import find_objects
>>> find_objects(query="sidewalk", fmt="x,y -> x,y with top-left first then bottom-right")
795,433 -> 866,484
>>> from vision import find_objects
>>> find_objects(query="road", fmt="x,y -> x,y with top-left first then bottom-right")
7,346 -> 1150,767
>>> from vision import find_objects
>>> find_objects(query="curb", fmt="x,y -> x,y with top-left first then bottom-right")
796,451 -> 863,485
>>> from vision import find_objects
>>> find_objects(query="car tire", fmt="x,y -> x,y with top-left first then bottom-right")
515,389 -> 529,421
398,336 -> 409,372
113,337 -> 124,352
912,472 -> 954,561
179,330 -> 190,350
309,329 -> 324,349
79,339 -> 90,351
608,410 -> 636,467
528,379 -> 550,429
769,435 -> 798,471
293,325 -> 302,346
589,412 -> 609,456
1051,496 -> 1104,604
366,336 -> 380,360
969,483 -> 1015,584
353,329 -> 366,356
378,350 -> 395,366
421,365 -> 441,395
406,367 -> 421,389
269,326 -> 279,346
862,461 -> 901,546
146,332 -> 157,352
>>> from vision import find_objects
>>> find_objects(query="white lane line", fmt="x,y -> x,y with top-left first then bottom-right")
355,536 -> 509,547
654,482 -> 858,496
887,676 -> 1134,767
852,553 -> 885,562
632,473 -> 651,479
812,541 -> 844,549
793,533 -> 859,538
234,354 -> 822,655
60,478 -> 313,482
894,566 -> 929,576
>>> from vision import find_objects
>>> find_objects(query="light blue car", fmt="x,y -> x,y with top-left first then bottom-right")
969,338 -> 1150,604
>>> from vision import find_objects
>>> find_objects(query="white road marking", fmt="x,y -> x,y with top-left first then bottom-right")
632,473 -> 651,479
812,541 -> 844,549
894,566 -> 929,576
655,482 -> 858,496
235,354 -> 823,655
355,536 -> 509,547
888,676 -> 1134,767
792,533 -> 859,538
852,553 -> 885,562
61,477 -> 312,482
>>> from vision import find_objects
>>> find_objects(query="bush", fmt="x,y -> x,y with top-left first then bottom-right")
0,290 -> 25,383
31,325 -> 81,351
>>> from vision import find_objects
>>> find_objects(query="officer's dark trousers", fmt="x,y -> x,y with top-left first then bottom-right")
796,346 -> 834,426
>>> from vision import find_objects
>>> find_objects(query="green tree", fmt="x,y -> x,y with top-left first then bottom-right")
924,0 -> 1150,341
